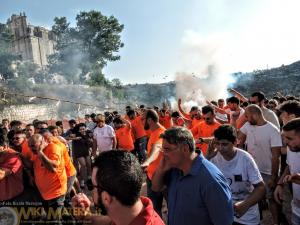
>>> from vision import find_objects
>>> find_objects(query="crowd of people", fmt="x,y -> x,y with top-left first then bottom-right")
1,88 -> 300,225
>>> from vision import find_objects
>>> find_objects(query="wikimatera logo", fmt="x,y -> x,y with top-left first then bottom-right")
0,206 -> 102,224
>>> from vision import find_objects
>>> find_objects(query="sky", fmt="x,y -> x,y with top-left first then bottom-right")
1,0 -> 300,84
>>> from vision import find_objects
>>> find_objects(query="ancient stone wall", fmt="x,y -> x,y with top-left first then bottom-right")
0,104 -> 57,122
7,13 -> 56,66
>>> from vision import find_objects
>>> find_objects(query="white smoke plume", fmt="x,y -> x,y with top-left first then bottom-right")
175,30 -> 235,110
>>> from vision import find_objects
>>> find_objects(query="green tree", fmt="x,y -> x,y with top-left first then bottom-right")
48,11 -> 124,86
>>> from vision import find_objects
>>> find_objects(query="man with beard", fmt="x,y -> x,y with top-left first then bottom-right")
275,118 -> 300,225
151,127 -> 233,225
141,109 -> 166,217
238,104 -> 282,224
72,150 -> 165,225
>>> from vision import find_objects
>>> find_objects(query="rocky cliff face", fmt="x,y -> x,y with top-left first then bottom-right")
123,60 -> 300,107
233,61 -> 300,97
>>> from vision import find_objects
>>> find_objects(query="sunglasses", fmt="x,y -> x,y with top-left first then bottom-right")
13,137 -> 22,140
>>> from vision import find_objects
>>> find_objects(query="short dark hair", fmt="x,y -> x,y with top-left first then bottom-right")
145,109 -> 159,123
278,100 -> 300,117
171,111 -> 180,118
69,119 -> 76,124
56,121 -> 63,126
282,118 -> 300,134
127,109 -> 135,117
14,129 -> 26,136
251,91 -> 265,102
214,125 -> 237,143
94,150 -> 143,206
227,96 -> 240,104
85,114 -> 90,118
48,125 -> 58,132
160,127 -> 195,152
10,120 -> 22,127
190,106 -> 199,112
113,118 -> 123,124
202,105 -> 214,115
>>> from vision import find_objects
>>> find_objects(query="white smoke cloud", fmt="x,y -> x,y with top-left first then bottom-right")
175,30 -> 235,110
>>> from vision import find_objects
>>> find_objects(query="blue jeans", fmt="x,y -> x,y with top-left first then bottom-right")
134,136 -> 148,163
292,213 -> 300,225
146,177 -> 163,218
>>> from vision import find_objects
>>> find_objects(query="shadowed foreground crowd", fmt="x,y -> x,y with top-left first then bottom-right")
1,89 -> 300,225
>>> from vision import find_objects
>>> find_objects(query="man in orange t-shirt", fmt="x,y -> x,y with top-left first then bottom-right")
141,109 -> 166,217
113,117 -> 134,151
127,109 -> 148,163
159,109 -> 172,129
28,134 -> 67,220
177,98 -> 202,129
40,129 -> 77,200
191,105 -> 220,155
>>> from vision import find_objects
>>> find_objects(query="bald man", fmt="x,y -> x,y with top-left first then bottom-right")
28,134 -> 67,222
238,104 -> 282,224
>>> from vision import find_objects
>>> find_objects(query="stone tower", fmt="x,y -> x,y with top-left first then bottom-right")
6,12 -> 56,67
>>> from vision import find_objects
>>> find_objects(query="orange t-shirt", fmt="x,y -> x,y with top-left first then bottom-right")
159,115 -> 172,129
191,121 -> 221,155
51,137 -> 76,177
131,116 -> 147,139
115,125 -> 134,151
21,140 -> 33,159
33,142 -> 67,200
191,118 -> 203,129
147,126 -> 166,180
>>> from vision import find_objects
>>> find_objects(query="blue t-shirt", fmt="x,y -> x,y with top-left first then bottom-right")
167,154 -> 234,225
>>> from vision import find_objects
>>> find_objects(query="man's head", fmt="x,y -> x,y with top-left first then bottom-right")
85,114 -> 91,122
92,150 -> 143,215
28,134 -> 46,154
218,99 -> 225,108
245,104 -> 263,125
25,124 -> 35,138
55,120 -> 63,130
250,92 -> 265,107
190,106 -> 201,120
125,106 -> 131,114
48,125 -> 59,137
213,125 -> 236,156
95,114 -> 106,128
227,96 -> 240,111
13,129 -> 26,146
10,120 -> 22,130
267,99 -> 278,111
68,119 -> 77,129
144,109 -> 159,130
77,123 -> 87,135
201,105 -> 215,125
35,121 -> 48,134
127,109 -> 136,120
160,127 -> 195,167
113,118 -> 124,129
282,118 -> 300,152
2,119 -> 9,128
278,100 -> 300,125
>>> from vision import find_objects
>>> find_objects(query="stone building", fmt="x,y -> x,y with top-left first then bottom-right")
6,12 -> 56,67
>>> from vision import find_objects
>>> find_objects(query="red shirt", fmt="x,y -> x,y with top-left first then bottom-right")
111,197 -> 165,225
0,148 -> 24,201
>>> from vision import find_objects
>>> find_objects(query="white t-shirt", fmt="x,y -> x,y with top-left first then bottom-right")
93,124 -> 115,151
287,147 -> 300,217
261,107 -> 280,130
230,108 -> 245,122
211,149 -> 263,225
240,121 -> 282,175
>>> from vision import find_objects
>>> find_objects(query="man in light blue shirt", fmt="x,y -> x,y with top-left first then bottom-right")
152,126 -> 233,225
